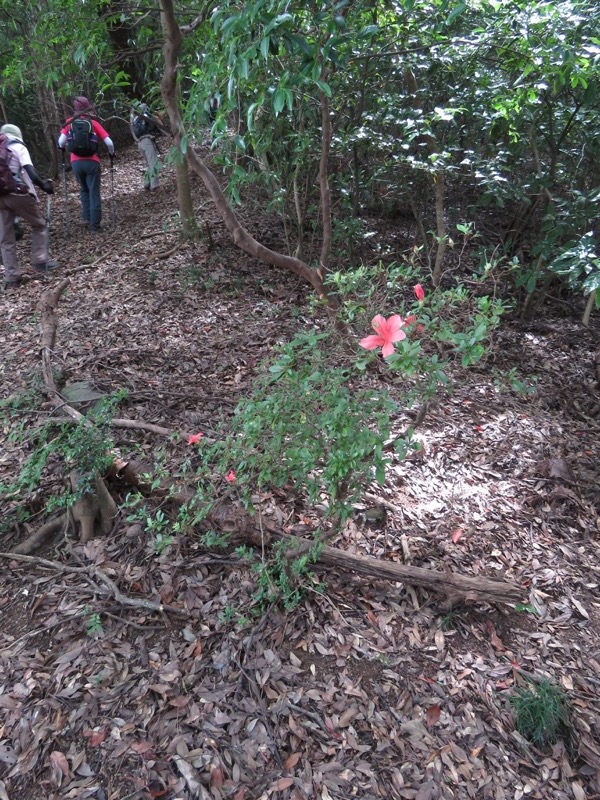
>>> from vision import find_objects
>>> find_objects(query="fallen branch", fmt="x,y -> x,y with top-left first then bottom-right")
112,459 -> 525,607
40,416 -> 179,438
314,540 -> 522,607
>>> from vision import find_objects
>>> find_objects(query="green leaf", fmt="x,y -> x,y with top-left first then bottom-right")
316,80 -> 332,97
446,2 -> 467,25
260,37 -> 270,60
273,87 -> 286,115
286,33 -> 314,57
264,12 -> 293,36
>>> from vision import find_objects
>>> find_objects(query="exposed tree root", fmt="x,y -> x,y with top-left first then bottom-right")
12,516 -> 66,555
70,470 -> 118,543
0,552 -> 189,618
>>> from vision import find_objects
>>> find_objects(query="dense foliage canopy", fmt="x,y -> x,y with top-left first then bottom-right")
1,0 -> 599,306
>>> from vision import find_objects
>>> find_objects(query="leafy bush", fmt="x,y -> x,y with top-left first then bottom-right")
1,389 -> 125,529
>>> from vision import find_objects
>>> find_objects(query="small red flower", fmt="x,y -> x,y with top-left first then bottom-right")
188,433 -> 204,445
225,470 -> 236,483
414,284 -> 425,302
405,315 -> 425,335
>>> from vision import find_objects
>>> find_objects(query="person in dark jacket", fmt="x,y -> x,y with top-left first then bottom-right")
0,124 -> 56,289
57,96 -> 115,232
131,104 -> 163,191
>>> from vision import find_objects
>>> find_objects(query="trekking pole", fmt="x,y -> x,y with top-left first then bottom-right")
109,154 -> 116,231
61,149 -> 68,237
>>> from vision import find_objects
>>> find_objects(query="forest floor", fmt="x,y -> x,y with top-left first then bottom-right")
1,144 -> 600,800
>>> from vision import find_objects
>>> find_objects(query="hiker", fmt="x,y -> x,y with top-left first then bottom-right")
0,124 -> 56,289
57,96 -> 115,233
208,95 -> 220,124
130,104 -> 162,191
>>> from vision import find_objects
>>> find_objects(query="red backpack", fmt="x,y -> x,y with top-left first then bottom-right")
0,133 -> 28,195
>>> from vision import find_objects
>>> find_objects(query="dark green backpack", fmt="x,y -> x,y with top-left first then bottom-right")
67,117 -> 98,157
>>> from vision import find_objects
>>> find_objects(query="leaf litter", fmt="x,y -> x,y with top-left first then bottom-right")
0,146 -> 599,799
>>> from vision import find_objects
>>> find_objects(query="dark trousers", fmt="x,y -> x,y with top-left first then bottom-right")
72,159 -> 102,228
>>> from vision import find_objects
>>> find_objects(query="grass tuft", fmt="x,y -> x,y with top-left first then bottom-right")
510,680 -> 571,749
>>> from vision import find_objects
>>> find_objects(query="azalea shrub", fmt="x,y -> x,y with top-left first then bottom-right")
327,259 -> 506,372
216,331 -> 402,525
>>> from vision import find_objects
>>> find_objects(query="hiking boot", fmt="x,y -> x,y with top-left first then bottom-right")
33,260 -> 58,273
3,276 -> 24,290
89,225 -> 103,233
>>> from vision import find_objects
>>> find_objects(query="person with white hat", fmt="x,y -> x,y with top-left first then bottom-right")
0,123 -> 56,290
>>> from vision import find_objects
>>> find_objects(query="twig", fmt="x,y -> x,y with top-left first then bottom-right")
103,611 -> 162,631
63,254 -> 107,276
362,492 -> 404,515
156,241 -> 183,261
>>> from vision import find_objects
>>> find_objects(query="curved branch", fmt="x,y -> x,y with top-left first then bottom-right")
158,0 -> 334,304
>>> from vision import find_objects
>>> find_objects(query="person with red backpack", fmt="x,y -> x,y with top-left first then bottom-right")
57,96 -> 115,233
0,123 -> 56,290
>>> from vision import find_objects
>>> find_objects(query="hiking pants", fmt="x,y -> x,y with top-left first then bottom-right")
137,136 -> 160,190
72,159 -> 102,228
0,193 -> 47,281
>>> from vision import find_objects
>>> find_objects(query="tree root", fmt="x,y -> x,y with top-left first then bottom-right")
0,552 -> 189,618
12,516 -> 66,555
70,470 -> 118,543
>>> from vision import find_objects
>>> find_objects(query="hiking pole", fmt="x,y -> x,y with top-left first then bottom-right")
109,154 -> 116,231
61,149 -> 68,237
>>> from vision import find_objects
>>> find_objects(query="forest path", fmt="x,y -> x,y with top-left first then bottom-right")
1,144 -> 599,799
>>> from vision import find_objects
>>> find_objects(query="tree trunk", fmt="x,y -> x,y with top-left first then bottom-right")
318,89 -> 333,274
36,84 -> 61,177
158,0 -> 332,302
404,68 -> 447,286
100,0 -> 149,99
159,0 -> 198,240
431,170 -> 446,285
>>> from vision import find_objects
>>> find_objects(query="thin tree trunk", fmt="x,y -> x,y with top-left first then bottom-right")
318,89 -> 333,274
404,67 -> 447,286
158,0 -> 332,302
159,0 -> 197,240
582,289 -> 596,327
432,170 -> 446,285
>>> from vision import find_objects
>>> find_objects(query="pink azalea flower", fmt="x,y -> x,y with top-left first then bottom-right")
225,470 -> 236,483
359,314 -> 406,358
414,284 -> 425,302
188,433 -> 204,445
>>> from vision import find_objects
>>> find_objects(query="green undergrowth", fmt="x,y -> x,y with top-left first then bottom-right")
510,680 -> 572,751
2,258 -> 509,613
